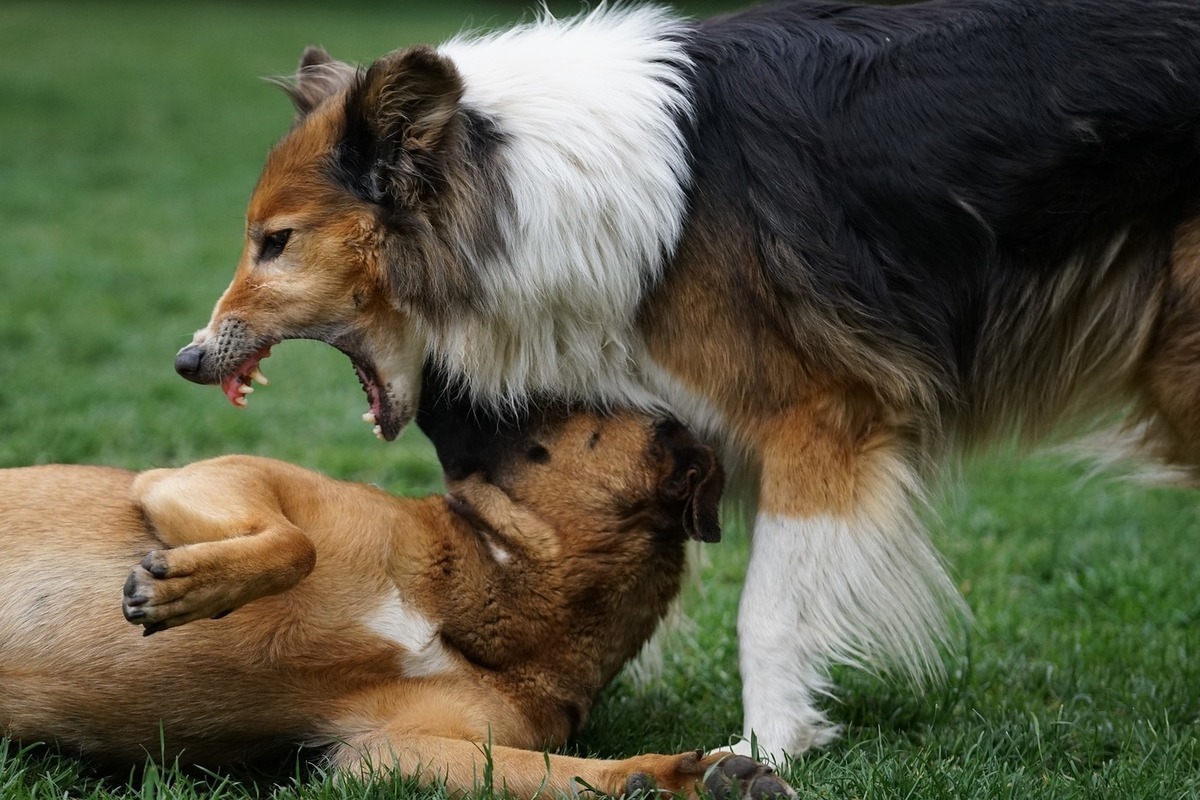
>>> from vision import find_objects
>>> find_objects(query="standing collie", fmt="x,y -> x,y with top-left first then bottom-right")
175,0 -> 1200,759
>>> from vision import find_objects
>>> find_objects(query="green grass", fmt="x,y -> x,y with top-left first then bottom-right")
2,2 -> 1199,798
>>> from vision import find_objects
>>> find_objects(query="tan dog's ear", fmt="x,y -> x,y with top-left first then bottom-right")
342,46 -> 464,206
659,431 -> 725,543
274,46 -> 358,119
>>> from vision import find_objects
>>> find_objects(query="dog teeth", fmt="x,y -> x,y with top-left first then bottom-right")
373,424 -> 384,440
233,395 -> 248,408
250,367 -> 269,386
237,384 -> 254,395
363,412 -> 377,425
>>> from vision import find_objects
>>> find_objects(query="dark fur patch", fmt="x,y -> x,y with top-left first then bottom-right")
680,0 -> 1200,415
327,48 -> 512,318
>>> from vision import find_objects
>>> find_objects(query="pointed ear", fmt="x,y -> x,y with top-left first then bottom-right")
658,423 -> 725,543
342,46 -> 464,206
275,46 -> 358,118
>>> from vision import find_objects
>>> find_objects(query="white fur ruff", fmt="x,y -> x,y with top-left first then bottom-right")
428,6 -> 693,407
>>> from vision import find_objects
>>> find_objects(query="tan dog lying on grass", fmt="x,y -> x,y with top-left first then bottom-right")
0,406 -> 790,798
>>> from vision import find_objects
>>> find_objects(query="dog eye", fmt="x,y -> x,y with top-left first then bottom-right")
259,229 -> 292,262
526,444 -> 550,464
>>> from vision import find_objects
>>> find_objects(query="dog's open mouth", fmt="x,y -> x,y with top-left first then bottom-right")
219,345 -> 274,407
218,342 -> 403,442
352,358 -> 401,441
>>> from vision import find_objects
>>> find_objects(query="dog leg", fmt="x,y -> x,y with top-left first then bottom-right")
736,402 -> 963,760
121,460 -> 317,633
327,734 -> 792,799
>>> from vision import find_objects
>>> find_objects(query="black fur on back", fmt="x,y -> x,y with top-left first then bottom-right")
681,0 -> 1200,394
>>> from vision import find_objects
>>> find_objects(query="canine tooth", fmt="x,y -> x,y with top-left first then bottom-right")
373,425 -> 384,440
250,367 -> 269,386
363,412 -> 377,424
234,395 -> 248,408
238,384 -> 254,395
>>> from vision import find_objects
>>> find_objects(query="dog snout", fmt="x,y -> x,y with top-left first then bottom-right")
174,343 -> 207,383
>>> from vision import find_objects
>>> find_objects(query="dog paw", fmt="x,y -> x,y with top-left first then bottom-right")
624,751 -> 794,800
121,549 -> 235,635
700,754 -> 794,800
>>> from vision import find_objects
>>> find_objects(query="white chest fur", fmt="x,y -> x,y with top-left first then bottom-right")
363,587 -> 457,678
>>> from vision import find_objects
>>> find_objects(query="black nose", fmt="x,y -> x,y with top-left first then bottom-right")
174,344 -> 206,383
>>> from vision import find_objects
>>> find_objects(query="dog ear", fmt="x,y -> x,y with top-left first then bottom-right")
276,46 -> 358,119
342,46 -> 464,207
659,430 -> 725,543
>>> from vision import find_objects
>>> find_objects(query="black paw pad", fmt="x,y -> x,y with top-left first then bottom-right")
625,772 -> 654,795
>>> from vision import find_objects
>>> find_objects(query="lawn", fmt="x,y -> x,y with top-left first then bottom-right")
1,2 -> 1198,799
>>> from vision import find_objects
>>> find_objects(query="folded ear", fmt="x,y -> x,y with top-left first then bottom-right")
340,45 -> 464,207
659,431 -> 725,543
276,46 -> 358,119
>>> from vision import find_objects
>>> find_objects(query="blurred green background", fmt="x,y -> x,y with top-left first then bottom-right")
2,3 -> 1199,799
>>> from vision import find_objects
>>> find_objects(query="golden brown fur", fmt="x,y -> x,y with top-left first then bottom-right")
0,409 -> 790,798
165,1 -> 1200,756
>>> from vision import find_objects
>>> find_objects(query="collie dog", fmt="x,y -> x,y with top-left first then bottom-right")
0,405 -> 791,797
174,0 -> 1200,758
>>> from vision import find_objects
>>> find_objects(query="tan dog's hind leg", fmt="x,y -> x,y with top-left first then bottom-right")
121,459 -> 316,634
327,735 -> 791,800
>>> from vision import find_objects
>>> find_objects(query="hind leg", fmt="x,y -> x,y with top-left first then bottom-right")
735,396 -> 963,760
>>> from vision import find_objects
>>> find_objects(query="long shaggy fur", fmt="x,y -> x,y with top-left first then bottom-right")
428,7 -> 695,405
177,0 -> 1200,760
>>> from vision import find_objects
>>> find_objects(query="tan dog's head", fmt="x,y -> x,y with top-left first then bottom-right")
418,364 -> 724,547
175,45 -> 492,440
430,398 -> 724,691
444,411 -> 724,546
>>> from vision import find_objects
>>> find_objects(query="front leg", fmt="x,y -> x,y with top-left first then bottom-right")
328,735 -> 792,799
737,401 -> 965,760
121,458 -> 317,634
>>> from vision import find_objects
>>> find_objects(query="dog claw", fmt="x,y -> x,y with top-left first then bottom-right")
123,571 -> 144,600
141,551 -> 170,578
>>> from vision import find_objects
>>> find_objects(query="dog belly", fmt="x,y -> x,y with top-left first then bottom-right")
0,467 -> 312,761
0,470 -> 162,753
0,465 -> 150,662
